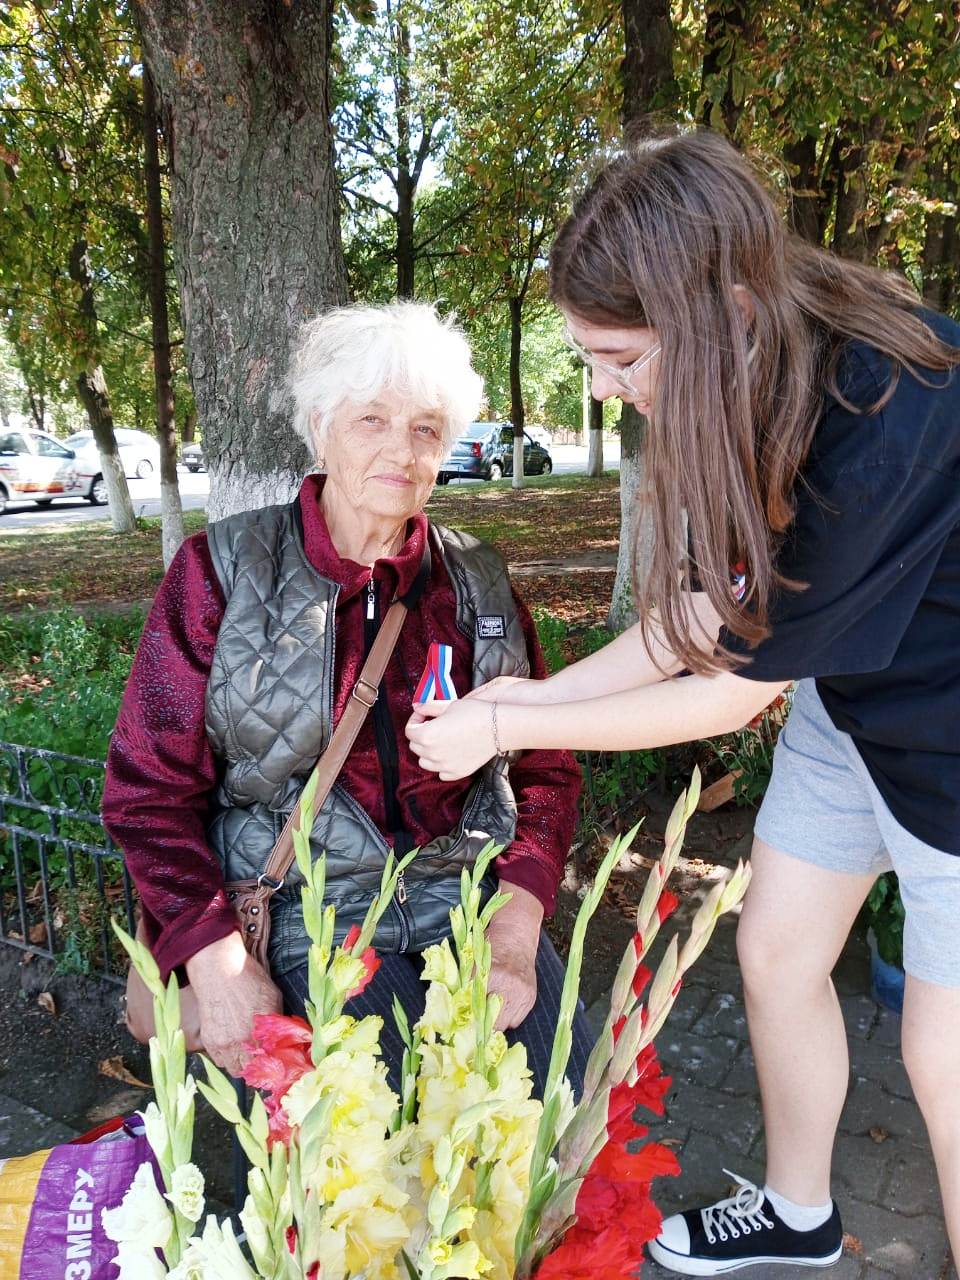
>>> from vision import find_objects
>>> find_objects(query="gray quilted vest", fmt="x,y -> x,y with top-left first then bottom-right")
204,500 -> 530,976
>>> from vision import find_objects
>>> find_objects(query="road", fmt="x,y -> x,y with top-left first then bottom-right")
0,442 -> 621,532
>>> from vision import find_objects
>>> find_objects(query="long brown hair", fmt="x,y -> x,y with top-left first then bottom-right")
550,129 -> 960,674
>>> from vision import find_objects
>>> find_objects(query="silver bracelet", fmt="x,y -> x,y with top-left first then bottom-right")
491,702 -> 504,755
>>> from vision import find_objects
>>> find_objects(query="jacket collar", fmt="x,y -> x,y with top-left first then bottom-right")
298,473 -> 429,603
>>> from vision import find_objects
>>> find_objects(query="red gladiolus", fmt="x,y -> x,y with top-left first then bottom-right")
632,960 -> 653,999
656,888 -> 680,925
286,1225 -> 298,1255
306,1265 -> 322,1280
240,1014 -> 314,1146
342,925 -> 382,999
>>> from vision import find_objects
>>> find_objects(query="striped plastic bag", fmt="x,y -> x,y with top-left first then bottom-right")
0,1113 -> 157,1279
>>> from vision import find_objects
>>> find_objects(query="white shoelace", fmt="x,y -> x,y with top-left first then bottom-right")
701,1171 -> 775,1244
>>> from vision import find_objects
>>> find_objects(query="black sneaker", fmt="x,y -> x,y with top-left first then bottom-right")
647,1173 -> 843,1275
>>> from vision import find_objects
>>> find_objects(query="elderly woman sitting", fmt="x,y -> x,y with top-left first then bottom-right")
103,302 -> 590,1093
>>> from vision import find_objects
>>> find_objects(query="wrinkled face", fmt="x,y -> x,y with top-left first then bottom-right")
315,389 -> 448,522
563,312 -> 661,417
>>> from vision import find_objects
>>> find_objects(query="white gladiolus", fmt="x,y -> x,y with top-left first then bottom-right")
111,1241 -> 169,1280
142,1101 -> 169,1159
101,1161 -> 173,1250
175,1077 -> 198,1127
167,1216 -> 259,1280
167,1162 -> 205,1222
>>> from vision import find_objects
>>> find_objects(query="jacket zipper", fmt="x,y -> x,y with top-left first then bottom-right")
364,576 -> 411,949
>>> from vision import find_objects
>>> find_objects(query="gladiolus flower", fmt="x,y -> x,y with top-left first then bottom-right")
656,888 -> 680,924
342,925 -> 382,998
240,1013 -> 313,1145
286,1224 -> 298,1254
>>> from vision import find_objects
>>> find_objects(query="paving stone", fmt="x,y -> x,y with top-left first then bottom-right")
661,1078 -> 763,1155
651,1127 -> 765,1209
832,1131 -> 897,1205
658,1030 -> 742,1090
841,1197 -> 950,1277
690,988 -> 750,1039
848,1034 -> 913,1101
661,978 -> 716,1033
882,1146 -> 944,1219
840,1078 -> 930,1149
0,1090 -> 78,1153
842,992 -> 887,1042
721,1042 -> 759,1095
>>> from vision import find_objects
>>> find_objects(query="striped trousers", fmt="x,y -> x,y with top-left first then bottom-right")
277,931 -> 593,1100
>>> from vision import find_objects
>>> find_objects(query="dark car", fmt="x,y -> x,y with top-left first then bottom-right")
181,443 -> 206,472
438,422 -> 553,484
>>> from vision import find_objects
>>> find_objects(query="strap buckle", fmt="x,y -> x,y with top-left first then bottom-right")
257,873 -> 285,891
351,677 -> 378,708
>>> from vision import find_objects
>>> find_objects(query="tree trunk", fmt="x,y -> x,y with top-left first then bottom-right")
611,0 -> 675,631
136,0 -> 350,519
509,295 -> 525,490
621,0 -> 676,119
783,134 -> 820,244
182,407 -> 197,443
0,388 -> 11,433
27,387 -> 44,432
699,1 -> 747,138
68,236 -> 136,533
142,60 -> 184,568
587,394 -> 604,477
393,12 -> 415,299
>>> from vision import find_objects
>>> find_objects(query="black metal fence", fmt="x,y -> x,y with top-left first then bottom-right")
0,741 -> 135,981
0,739 -> 654,982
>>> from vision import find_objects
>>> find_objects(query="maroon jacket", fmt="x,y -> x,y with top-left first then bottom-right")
102,476 -> 581,980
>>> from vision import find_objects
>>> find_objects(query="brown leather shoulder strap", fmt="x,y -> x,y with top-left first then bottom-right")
256,598 -> 408,890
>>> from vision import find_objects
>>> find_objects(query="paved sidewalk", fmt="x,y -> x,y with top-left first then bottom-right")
596,832 -> 956,1280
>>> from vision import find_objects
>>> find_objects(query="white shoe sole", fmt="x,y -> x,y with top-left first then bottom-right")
647,1239 -> 844,1275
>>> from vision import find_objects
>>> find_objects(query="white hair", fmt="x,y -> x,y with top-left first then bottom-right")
287,302 -> 484,456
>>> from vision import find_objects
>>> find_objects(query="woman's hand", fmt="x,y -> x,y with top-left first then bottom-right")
185,932 -> 283,1077
486,883 -> 544,1031
405,698 -> 499,779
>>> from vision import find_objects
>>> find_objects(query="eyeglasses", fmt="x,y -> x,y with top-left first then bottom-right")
563,327 -> 661,396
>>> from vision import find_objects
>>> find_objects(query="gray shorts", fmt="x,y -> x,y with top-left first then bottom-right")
755,678 -> 960,987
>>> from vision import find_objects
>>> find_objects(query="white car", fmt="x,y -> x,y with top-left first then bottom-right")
0,427 -> 83,513
65,428 -> 163,502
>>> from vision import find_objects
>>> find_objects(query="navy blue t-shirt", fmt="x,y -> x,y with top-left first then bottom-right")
722,308 -> 960,855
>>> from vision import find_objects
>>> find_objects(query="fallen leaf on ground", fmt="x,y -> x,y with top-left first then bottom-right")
843,1233 -> 864,1256
28,922 -> 48,945
37,991 -> 56,1015
869,1125 -> 889,1144
98,1056 -> 150,1088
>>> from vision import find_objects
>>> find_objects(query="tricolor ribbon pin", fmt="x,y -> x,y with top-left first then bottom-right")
414,642 -> 458,702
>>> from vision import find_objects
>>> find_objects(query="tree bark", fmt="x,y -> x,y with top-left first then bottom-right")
621,0 -> 676,119
509,295 -> 525,490
699,0 -> 748,138
611,0 -> 676,631
142,60 -> 184,567
587,394 -> 604,477
182,407 -> 197,443
783,134 -> 820,245
393,11 -> 415,299
68,236 -> 136,533
136,0 -> 350,518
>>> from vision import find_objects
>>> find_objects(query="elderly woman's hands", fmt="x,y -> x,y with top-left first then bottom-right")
486,882 -> 544,1031
185,933 -> 283,1077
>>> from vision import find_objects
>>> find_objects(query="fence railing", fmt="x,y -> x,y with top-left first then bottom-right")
0,741 -> 135,981
0,740 -> 654,983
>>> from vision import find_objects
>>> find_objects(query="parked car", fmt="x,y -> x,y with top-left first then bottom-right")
438,422 -> 553,483
181,442 -> 206,472
64,428 -> 162,503
0,427 -> 83,513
